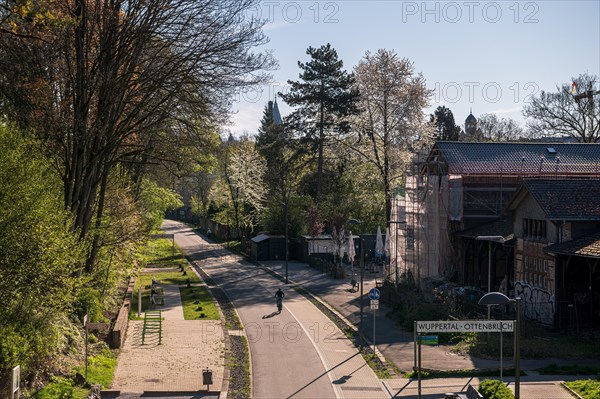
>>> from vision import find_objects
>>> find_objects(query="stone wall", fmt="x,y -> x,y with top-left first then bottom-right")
110,277 -> 135,349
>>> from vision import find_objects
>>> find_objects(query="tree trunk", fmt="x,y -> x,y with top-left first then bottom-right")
86,167 -> 109,274
316,95 -> 325,202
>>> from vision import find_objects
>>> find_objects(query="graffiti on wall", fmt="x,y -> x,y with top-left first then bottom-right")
514,281 -> 555,325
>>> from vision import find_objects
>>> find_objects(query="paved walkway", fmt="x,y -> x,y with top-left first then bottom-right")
111,221 -> 597,399
110,279 -> 225,397
260,260 -> 498,373
166,220 -> 389,399
381,374 -> 586,399
255,259 -> 600,398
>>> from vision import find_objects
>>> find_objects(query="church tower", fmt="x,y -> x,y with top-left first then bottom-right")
465,108 -> 477,136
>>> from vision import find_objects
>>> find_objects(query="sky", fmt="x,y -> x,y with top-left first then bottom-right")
227,0 -> 600,137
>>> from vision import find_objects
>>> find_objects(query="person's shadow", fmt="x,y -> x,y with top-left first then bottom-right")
262,311 -> 280,319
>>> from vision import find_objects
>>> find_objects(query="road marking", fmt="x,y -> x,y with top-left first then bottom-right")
284,305 -> 344,399
170,221 -> 342,399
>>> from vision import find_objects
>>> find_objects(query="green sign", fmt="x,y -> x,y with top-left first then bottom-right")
420,335 -> 438,345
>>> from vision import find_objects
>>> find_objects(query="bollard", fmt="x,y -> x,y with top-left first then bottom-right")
202,367 -> 213,390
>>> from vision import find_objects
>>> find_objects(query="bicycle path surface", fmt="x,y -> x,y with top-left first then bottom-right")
164,220 -> 388,399
141,220 -> 598,399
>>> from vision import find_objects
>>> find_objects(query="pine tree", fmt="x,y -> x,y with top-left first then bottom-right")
256,101 -> 288,195
431,106 -> 462,141
280,44 -> 360,203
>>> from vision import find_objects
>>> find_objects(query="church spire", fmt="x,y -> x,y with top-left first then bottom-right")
272,95 -> 282,125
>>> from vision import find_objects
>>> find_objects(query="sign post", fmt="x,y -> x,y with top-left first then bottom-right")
416,320 -> 514,333
500,322 -> 503,381
368,288 -> 381,354
83,314 -> 88,381
417,334 -> 422,399
138,286 -> 142,317
416,319 -> 515,391
12,365 -> 20,399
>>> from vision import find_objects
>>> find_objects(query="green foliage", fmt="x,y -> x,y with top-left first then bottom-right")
74,287 -> 105,323
138,179 -> 183,231
387,290 -> 449,331
73,346 -> 117,388
404,369 -> 431,379
31,376 -> 87,399
479,379 -> 514,399
565,379 -> 600,399
0,123 -> 85,383
34,347 -> 116,398
259,194 -> 312,238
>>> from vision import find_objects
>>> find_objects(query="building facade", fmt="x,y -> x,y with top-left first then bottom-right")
392,141 -> 600,326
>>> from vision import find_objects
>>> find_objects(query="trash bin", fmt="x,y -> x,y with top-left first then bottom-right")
202,368 -> 213,387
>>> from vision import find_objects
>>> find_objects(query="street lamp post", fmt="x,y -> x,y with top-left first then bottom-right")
347,218 -> 365,348
479,292 -> 521,399
476,235 -> 505,319
281,201 -> 289,284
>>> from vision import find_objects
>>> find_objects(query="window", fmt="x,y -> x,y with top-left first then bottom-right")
523,256 -> 549,289
406,227 -> 414,250
523,218 -> 547,240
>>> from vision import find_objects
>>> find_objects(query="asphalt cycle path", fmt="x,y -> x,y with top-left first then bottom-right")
164,221 -> 388,399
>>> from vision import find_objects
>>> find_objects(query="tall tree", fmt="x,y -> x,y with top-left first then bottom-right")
256,100 -> 285,196
477,113 -> 523,142
431,106 -> 461,141
351,49 -> 432,222
223,136 -> 267,239
523,73 -> 600,143
256,100 -> 310,242
280,43 -> 360,203
0,0 -> 276,273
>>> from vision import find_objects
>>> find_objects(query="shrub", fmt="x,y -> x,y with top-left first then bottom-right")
479,379 -> 514,399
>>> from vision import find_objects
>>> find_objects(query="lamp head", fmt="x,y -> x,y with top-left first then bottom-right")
479,292 -> 512,306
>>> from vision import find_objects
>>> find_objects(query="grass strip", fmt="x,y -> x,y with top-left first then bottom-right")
180,285 -> 220,320
538,363 -> 600,375
228,335 -> 251,399
564,379 -> 600,399
137,237 -> 186,266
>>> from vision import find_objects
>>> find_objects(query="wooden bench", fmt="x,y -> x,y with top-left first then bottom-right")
349,279 -> 359,292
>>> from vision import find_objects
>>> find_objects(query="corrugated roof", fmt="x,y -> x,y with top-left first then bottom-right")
251,234 -> 284,243
544,232 -> 600,258
433,142 -> 600,175
521,179 -> 600,220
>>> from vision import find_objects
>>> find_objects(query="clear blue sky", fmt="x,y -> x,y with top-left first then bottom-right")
229,0 -> 600,136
